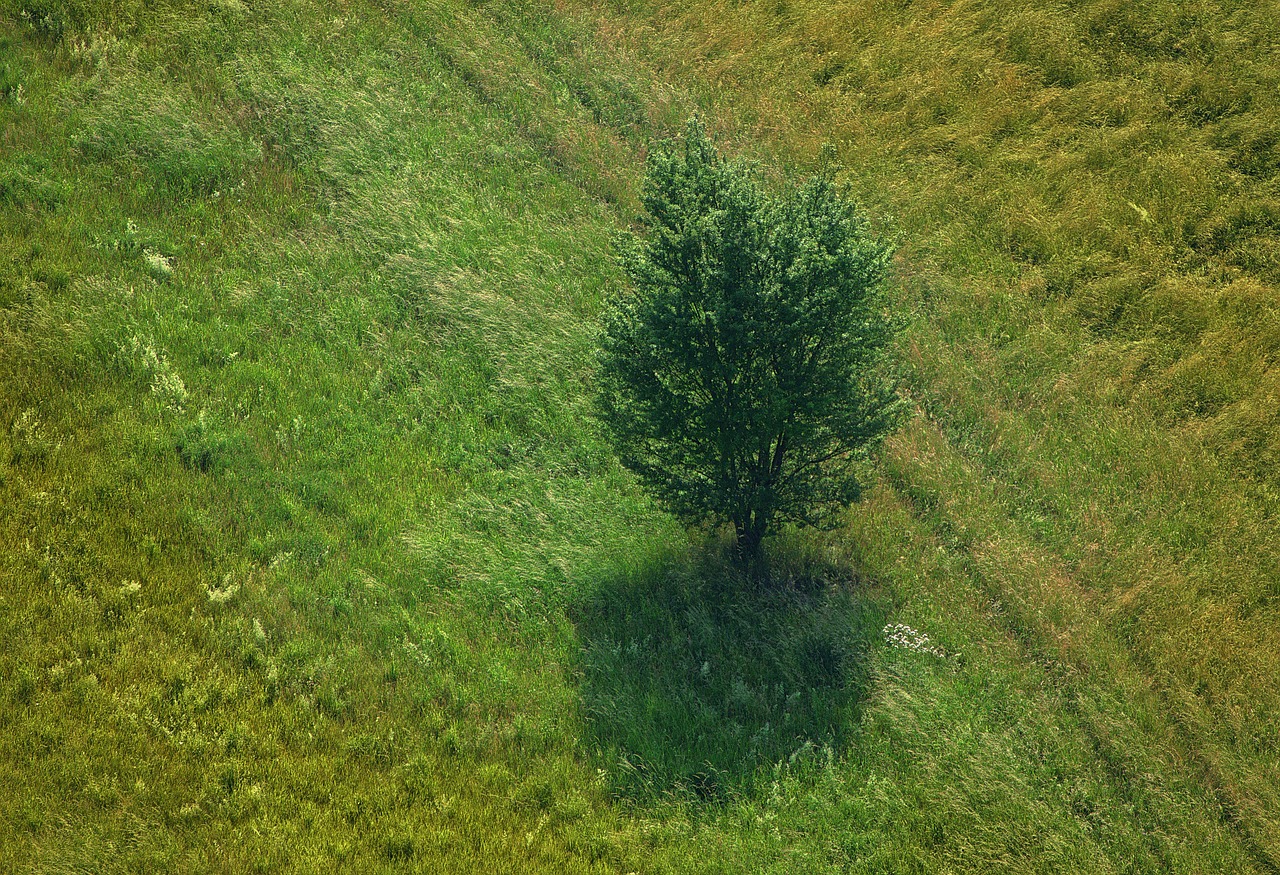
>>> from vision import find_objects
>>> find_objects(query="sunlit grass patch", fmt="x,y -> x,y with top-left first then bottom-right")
71,73 -> 261,196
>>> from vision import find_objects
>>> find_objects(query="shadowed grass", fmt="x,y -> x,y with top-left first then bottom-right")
575,542 -> 888,803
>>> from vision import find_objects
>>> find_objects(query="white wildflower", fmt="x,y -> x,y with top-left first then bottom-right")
151,367 -> 188,411
119,579 -> 142,595
401,633 -> 431,666
128,336 -> 188,411
206,572 -> 239,604
143,248 -> 173,279
883,622 -> 949,658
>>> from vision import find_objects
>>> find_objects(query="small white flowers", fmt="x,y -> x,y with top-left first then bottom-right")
126,335 -> 188,411
401,633 -> 431,666
119,579 -> 142,595
206,572 -> 239,604
883,622 -> 949,658
151,368 -> 188,411
120,219 -> 174,279
143,247 -> 174,279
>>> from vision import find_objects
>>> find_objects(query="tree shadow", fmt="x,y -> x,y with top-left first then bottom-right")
570,540 -> 889,804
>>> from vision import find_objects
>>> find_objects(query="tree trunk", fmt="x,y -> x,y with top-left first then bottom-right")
734,515 -> 768,579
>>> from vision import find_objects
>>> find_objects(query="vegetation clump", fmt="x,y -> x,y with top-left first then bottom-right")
597,119 -> 898,567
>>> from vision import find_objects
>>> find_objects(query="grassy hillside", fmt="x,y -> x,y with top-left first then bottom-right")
2,0 -> 1279,872
0,2 -> 674,870
560,0 -> 1280,866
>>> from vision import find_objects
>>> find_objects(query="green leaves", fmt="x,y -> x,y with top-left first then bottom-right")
598,118 -> 900,561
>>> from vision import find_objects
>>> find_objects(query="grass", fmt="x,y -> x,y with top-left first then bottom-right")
575,543 -> 887,803
557,0 -> 1280,867
2,0 -> 1280,872
0,2 -> 666,869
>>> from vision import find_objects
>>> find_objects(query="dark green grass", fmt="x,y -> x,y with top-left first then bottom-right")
575,543 -> 887,803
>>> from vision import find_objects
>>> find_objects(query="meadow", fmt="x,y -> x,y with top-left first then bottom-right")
1,0 -> 1278,871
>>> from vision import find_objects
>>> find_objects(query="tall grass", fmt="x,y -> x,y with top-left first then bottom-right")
565,0 -> 1280,466
4,0 -> 1280,871
1,2 -> 666,869
559,0 -> 1280,866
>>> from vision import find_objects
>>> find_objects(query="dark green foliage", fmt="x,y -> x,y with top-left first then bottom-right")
597,119 -> 899,563
14,0 -> 91,39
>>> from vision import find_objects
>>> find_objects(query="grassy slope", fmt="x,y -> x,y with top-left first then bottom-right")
1,1 -> 1278,873
0,2 -> 669,870
560,0 -> 1280,867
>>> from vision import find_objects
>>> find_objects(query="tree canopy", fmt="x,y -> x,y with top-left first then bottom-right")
597,119 -> 900,567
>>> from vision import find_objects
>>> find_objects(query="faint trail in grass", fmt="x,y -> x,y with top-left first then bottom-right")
886,412 -> 1280,873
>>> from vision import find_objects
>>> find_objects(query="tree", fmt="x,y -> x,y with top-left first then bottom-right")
596,118 -> 900,570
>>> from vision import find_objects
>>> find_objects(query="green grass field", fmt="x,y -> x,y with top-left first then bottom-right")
2,0 -> 1279,871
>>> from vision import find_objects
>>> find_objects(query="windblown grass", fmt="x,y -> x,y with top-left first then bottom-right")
557,0 -> 1280,867
4,0 -> 1280,872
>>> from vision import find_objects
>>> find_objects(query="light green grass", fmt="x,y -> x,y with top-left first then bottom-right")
3,0 -> 1280,872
